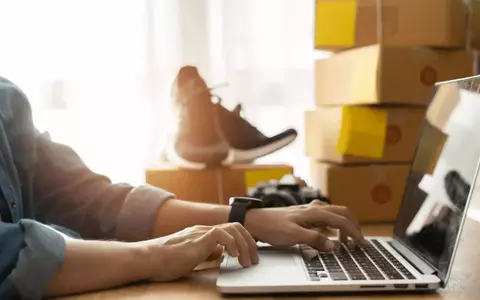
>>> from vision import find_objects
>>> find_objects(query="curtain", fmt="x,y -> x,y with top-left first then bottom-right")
0,0 -> 329,185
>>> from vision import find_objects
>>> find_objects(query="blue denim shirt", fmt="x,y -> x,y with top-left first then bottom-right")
0,78 -> 174,299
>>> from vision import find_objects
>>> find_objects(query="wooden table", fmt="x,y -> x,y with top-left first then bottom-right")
56,218 -> 480,300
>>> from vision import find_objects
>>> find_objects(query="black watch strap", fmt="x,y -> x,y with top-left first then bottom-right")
228,202 -> 248,225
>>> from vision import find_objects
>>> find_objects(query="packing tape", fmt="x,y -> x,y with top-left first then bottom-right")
463,0 -> 473,51
315,0 -> 357,46
375,0 -> 383,44
244,168 -> 293,192
336,106 -> 388,158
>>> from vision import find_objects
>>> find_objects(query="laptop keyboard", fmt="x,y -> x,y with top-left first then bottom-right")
301,239 -> 416,281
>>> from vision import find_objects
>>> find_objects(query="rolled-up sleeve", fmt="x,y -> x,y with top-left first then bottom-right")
33,133 -> 174,241
1,219 -> 65,300
115,185 -> 174,241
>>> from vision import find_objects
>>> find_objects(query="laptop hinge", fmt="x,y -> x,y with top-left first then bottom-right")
390,238 -> 438,276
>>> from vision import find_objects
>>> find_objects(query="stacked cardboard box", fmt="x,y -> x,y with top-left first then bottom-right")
307,0 -> 476,223
146,164 -> 293,204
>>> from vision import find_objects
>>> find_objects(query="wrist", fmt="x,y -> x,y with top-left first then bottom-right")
244,208 -> 265,241
130,241 -> 156,281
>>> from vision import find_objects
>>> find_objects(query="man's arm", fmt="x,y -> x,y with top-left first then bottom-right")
33,134 -> 174,241
152,199 -> 231,237
153,199 -> 366,250
45,237 -> 150,297
1,220 -> 65,299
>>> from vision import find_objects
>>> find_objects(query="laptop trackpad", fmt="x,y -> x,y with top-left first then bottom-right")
226,245 -> 297,268
257,246 -> 296,266
221,245 -> 305,285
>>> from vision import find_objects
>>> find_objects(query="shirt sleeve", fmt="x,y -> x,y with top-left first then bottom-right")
33,133 -> 174,241
0,219 -> 66,300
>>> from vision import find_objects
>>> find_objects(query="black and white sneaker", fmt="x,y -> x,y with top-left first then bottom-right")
166,65 -> 297,168
166,66 -> 232,169
215,101 -> 297,163
444,170 -> 471,211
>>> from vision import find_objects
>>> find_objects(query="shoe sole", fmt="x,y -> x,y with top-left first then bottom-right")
165,141 -> 233,170
222,133 -> 297,165
166,133 -> 296,168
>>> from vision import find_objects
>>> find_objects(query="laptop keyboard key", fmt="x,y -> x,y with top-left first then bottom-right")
349,274 -> 366,280
302,240 -> 416,282
330,273 -> 348,281
371,240 -> 416,280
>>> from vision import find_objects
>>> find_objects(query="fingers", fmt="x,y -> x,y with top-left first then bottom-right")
200,224 -> 256,268
205,227 -> 239,258
294,225 -> 334,252
323,205 -> 361,230
230,223 -> 259,264
305,206 -> 365,245
323,205 -> 363,243
222,223 -> 253,267
206,244 -> 224,261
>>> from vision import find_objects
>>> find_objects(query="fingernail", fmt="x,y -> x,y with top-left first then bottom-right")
324,240 -> 334,251
243,258 -> 252,267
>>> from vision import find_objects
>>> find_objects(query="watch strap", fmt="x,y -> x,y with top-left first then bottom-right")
228,202 -> 248,225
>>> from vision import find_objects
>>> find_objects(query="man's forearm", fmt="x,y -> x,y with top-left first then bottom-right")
153,199 -> 231,237
46,239 -> 150,297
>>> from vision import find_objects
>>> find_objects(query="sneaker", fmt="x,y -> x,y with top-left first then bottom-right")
444,170 -> 471,212
165,66 -> 232,169
215,100 -> 297,163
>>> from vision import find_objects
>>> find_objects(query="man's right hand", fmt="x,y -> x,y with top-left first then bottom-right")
145,223 -> 259,282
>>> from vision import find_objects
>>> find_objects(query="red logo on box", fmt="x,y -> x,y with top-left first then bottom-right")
386,125 -> 402,145
371,184 -> 392,205
420,66 -> 438,86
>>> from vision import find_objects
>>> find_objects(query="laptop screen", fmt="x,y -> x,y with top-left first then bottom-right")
394,76 -> 480,283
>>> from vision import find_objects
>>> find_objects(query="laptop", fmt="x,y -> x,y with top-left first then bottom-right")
217,75 -> 480,294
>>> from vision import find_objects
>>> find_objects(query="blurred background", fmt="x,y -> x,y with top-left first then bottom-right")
0,0 -> 330,185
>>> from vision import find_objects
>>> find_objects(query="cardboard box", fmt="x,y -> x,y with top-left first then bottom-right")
411,121 -> 448,175
311,162 -> 410,223
315,45 -> 474,106
470,0 -> 480,50
145,164 -> 293,204
305,107 -> 425,163
427,83 -> 461,131
314,0 -> 470,50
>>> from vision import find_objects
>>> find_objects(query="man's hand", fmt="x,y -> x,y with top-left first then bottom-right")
244,200 -> 365,252
146,223 -> 258,282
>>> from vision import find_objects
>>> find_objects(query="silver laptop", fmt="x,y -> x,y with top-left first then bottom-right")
217,75 -> 480,294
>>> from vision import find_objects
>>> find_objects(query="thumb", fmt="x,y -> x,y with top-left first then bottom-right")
295,225 -> 334,252
206,244 -> 224,261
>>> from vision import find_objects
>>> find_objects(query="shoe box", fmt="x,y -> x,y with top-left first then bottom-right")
305,106 -> 425,164
315,45 -> 474,106
145,164 -> 294,204
311,162 -> 411,223
314,0 -> 477,51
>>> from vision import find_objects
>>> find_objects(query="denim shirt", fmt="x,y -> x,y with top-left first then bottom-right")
0,78 -> 174,299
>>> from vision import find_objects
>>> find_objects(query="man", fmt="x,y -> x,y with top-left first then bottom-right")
0,77 -> 365,299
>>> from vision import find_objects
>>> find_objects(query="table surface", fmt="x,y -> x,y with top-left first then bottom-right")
56,217 -> 480,300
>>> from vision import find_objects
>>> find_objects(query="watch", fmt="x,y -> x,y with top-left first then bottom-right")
228,197 -> 264,226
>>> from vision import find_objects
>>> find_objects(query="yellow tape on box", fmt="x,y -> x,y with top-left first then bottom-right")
336,106 -> 388,158
244,168 -> 293,191
315,0 -> 357,47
